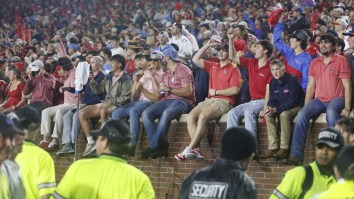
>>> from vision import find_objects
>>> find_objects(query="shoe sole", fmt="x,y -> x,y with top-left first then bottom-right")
57,151 -> 75,156
151,151 -> 168,159
45,146 -> 59,152
175,154 -> 186,161
196,155 -> 204,160
185,153 -> 197,160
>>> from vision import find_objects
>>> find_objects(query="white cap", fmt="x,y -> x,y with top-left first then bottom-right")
333,7 -> 344,13
337,3 -> 346,8
238,21 -> 249,30
29,60 -> 44,72
333,18 -> 348,27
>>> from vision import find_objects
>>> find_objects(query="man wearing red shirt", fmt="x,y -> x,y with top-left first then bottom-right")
227,29 -> 273,136
287,34 -> 352,165
175,40 -> 242,161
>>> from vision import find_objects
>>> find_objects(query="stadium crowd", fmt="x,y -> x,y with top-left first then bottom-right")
1,0 -> 354,198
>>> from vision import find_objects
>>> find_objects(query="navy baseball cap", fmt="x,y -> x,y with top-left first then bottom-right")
343,26 -> 354,36
295,7 -> 305,14
316,128 -> 344,149
0,114 -> 23,136
91,119 -> 131,145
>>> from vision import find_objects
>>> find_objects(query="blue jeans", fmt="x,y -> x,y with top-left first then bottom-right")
227,99 -> 264,136
291,98 -> 344,159
111,100 -> 153,147
62,109 -> 81,144
142,99 -> 192,150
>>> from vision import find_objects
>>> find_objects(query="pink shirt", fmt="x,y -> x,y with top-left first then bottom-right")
112,71 -> 124,85
162,63 -> 195,106
138,69 -> 164,101
23,73 -> 56,107
309,54 -> 351,102
63,68 -> 77,105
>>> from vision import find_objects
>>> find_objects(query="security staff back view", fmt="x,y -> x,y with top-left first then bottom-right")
179,127 -> 257,199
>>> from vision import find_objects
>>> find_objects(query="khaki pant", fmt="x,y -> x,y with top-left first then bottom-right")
266,106 -> 301,149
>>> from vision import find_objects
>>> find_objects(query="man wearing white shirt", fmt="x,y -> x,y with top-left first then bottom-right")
170,23 -> 194,58
110,36 -> 125,56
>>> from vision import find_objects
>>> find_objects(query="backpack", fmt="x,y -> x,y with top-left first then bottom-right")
298,164 -> 314,199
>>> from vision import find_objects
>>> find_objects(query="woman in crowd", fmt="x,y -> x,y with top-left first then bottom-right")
0,66 -> 26,112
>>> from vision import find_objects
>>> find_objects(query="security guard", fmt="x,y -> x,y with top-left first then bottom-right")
179,127 -> 257,199
316,145 -> 354,198
52,119 -> 155,199
0,114 -> 21,199
271,128 -> 344,199
15,106 -> 56,199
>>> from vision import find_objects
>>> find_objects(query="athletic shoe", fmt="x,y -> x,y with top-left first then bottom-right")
141,147 -> 154,160
175,146 -> 197,161
44,142 -> 59,152
82,143 -> 96,157
193,148 -> 204,160
57,143 -> 75,156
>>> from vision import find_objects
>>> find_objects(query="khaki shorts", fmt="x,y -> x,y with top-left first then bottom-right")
197,98 -> 232,114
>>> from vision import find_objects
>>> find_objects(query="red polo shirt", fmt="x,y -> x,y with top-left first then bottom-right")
204,61 -> 242,106
309,54 -> 351,102
240,57 -> 272,99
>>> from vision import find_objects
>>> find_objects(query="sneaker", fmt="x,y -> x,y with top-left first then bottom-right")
39,141 -> 50,149
82,143 -> 96,157
141,147 -> 154,160
57,143 -> 75,156
124,146 -> 136,157
283,156 -> 303,166
44,142 -> 59,152
193,148 -> 204,160
175,146 -> 197,161
150,148 -> 168,159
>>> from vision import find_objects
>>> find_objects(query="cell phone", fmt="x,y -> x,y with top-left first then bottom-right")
89,65 -> 93,74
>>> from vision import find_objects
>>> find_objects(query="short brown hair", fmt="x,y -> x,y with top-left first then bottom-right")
270,59 -> 285,68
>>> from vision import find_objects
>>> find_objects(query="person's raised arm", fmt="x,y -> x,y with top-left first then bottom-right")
228,29 -> 243,65
192,38 -> 217,69
54,35 -> 68,58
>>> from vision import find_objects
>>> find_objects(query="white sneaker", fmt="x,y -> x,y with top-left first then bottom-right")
82,143 -> 96,157
193,148 -> 204,160
175,146 -> 197,161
